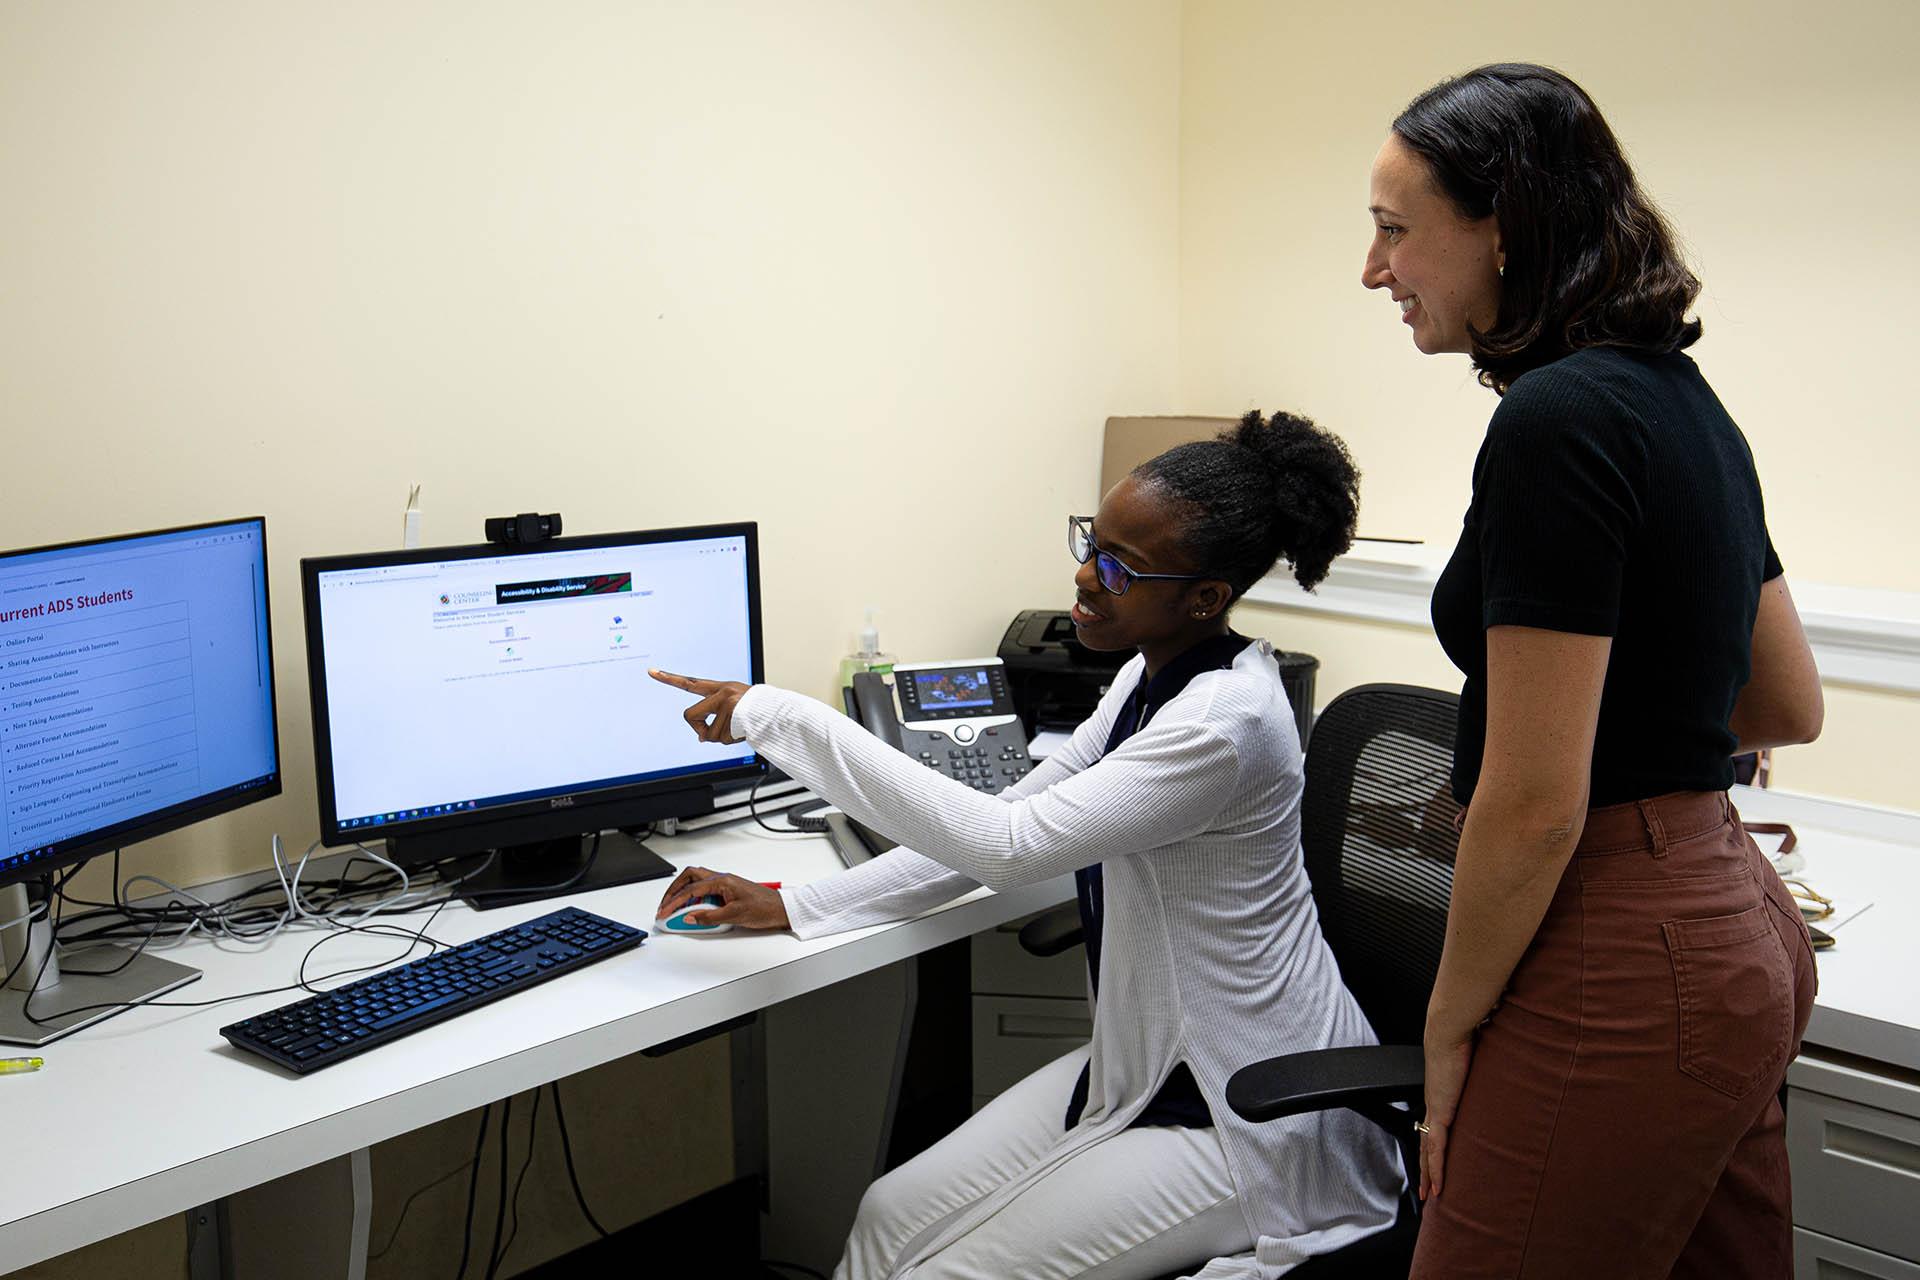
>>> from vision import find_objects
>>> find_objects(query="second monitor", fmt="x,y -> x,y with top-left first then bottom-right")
302,523 -> 763,909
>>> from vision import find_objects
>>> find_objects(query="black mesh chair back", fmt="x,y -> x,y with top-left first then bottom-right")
1300,683 -> 1461,1048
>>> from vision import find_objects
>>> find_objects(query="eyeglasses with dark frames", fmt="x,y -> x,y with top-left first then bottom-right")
1068,515 -> 1212,597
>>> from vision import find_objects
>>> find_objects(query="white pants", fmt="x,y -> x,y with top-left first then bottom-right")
836,1046 -> 1256,1280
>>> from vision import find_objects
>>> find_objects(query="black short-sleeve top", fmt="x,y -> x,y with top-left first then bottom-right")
1431,348 -> 1782,807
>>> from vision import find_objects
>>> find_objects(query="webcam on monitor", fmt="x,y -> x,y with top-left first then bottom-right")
483,512 -> 563,547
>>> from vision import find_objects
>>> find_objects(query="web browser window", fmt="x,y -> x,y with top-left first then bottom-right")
314,534 -> 755,828
0,521 -> 277,865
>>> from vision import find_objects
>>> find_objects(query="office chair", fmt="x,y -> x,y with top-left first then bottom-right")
1015,682 -> 1461,1278
1224,682 -> 1461,1277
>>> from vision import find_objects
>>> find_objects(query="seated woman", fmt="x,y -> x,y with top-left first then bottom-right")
652,412 -> 1403,1280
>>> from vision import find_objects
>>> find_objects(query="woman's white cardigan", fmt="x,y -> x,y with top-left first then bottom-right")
736,639 -> 1403,1278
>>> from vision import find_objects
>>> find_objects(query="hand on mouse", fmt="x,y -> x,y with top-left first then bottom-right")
650,670 -> 750,744
656,866 -> 790,932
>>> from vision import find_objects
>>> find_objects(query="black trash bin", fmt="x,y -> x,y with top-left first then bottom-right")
1274,650 -> 1318,748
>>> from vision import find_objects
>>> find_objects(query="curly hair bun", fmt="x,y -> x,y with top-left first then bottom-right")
1131,410 -> 1361,598
1227,409 -> 1360,591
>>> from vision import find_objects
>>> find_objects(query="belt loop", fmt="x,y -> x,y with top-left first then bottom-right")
1638,799 -> 1669,858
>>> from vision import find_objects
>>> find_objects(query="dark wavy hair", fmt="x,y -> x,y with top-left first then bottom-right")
1133,410 -> 1359,596
1393,63 -> 1702,394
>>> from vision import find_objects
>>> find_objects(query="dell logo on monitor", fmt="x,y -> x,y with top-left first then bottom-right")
549,795 -> 576,809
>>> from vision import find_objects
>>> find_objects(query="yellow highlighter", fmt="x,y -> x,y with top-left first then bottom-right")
0,1057 -> 43,1075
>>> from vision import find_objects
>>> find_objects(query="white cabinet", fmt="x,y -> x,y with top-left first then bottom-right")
1789,1048 -> 1920,1275
1794,1228 -> 1920,1279
970,910 -> 1091,1111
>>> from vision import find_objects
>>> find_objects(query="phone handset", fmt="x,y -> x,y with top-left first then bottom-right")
850,671 -> 906,751
822,670 -> 905,866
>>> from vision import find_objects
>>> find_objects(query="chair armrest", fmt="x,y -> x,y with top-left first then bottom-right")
1225,1044 -> 1425,1124
1016,903 -> 1084,957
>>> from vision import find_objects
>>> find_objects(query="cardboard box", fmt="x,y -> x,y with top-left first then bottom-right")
1098,415 -> 1234,497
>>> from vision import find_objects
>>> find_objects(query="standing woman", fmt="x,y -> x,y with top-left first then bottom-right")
1362,64 -> 1823,1277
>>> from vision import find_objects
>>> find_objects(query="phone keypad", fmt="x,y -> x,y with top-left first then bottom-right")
906,724 -> 1032,792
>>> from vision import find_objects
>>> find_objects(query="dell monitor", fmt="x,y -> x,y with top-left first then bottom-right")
302,523 -> 763,909
0,517 -> 281,1043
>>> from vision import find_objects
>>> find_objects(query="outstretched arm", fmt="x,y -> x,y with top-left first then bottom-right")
649,670 -> 1238,891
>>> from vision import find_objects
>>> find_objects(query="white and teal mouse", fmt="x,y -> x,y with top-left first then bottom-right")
657,894 -> 733,935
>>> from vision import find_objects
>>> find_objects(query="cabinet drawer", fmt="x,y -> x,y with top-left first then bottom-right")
971,994 -> 1091,1100
1789,1088 -> 1920,1263
972,909 -> 1088,1000
1795,1228 -> 1920,1279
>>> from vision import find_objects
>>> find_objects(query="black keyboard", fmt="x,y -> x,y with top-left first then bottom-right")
221,906 -> 646,1074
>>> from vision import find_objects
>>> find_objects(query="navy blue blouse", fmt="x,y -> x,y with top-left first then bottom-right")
1064,632 -> 1253,1132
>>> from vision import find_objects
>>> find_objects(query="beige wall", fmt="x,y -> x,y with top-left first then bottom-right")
1180,0 -> 1920,806
8,0 -> 1910,884
0,0 -> 1183,890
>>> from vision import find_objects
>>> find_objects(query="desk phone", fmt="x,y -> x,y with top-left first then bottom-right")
851,659 -> 1034,793
825,660 -> 1034,868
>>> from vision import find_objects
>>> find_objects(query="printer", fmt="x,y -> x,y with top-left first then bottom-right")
996,610 -> 1132,738
996,609 -> 1320,746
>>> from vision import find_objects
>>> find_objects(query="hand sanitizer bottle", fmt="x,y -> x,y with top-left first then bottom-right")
837,607 -> 897,693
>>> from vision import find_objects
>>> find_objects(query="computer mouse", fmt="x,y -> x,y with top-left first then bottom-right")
656,895 -> 733,935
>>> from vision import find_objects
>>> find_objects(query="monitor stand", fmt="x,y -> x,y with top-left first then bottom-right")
0,885 -> 200,1046
457,828 -> 676,912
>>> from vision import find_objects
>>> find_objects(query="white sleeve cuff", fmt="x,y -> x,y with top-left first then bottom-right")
777,884 -> 828,940
731,683 -> 784,742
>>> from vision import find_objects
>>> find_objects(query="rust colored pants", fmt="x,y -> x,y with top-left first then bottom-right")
1410,791 -> 1817,1279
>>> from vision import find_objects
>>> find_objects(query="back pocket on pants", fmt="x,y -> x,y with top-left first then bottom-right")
1663,904 -> 1793,1099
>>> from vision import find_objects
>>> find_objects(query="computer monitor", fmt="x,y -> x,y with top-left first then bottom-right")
0,517 -> 281,1043
302,523 -> 763,909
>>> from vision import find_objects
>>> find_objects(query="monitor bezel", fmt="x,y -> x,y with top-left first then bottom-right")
300,521 -> 764,851
0,516 -> 282,887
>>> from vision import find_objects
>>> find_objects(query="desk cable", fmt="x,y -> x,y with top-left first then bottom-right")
23,846 -> 503,1027
749,770 -> 832,836
54,838 -> 455,959
367,1077 -> 610,1275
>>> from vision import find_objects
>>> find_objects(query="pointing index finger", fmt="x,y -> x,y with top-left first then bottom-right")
649,669 -> 710,693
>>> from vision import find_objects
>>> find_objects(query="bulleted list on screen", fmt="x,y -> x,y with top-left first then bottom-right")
1,600 -> 201,850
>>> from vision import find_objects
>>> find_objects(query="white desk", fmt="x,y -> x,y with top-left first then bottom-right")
0,823 -> 1072,1276
1726,786 -> 1920,1277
